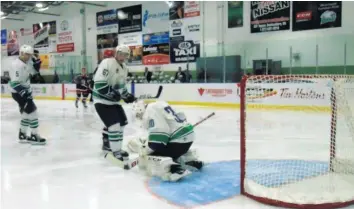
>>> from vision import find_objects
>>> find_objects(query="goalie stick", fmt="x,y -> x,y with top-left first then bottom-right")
106,111 -> 216,170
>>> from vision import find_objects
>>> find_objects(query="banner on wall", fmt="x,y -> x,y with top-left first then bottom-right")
117,5 -> 142,34
183,17 -> 200,42
7,30 -> 19,56
19,28 -> 34,45
292,1 -> 342,31
170,40 -> 200,63
96,9 -> 118,34
169,19 -> 184,42
97,33 -> 118,49
38,54 -> 51,70
250,1 -> 290,33
33,21 -> 57,53
228,1 -> 243,28
142,2 -> 169,33
143,32 -> 169,45
57,20 -> 75,53
169,1 -> 184,20
127,45 -> 143,65
1,29 -> 6,45
97,48 -> 115,63
184,1 -> 200,18
118,32 -> 142,46
142,43 -> 170,65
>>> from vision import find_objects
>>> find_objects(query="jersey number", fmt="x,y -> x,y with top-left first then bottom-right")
164,106 -> 185,123
102,69 -> 108,77
15,71 -> 19,77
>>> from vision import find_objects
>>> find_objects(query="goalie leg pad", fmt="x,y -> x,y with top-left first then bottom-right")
144,155 -> 191,182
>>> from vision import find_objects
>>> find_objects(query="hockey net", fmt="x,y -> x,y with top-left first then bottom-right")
240,75 -> 354,209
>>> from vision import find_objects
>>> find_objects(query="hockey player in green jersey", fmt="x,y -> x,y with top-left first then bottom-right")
128,100 -> 203,181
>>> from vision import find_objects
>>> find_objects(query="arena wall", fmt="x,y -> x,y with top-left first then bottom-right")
0,83 -> 331,112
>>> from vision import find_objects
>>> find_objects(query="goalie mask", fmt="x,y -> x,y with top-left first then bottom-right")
132,100 -> 146,120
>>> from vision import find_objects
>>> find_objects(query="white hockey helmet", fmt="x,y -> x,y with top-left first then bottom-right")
132,100 -> 146,120
20,44 -> 34,55
116,45 -> 130,58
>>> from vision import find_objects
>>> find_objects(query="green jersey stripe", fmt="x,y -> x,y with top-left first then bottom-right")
149,133 -> 169,144
170,124 -> 194,140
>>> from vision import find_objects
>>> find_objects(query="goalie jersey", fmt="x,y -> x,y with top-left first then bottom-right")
93,58 -> 129,105
8,58 -> 37,94
142,101 -> 194,145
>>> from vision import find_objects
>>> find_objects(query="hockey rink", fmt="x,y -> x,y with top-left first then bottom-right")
1,98 -> 354,209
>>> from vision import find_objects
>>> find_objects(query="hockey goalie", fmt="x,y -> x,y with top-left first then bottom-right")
128,100 -> 204,181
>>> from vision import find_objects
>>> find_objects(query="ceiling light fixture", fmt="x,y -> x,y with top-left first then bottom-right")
36,3 -> 44,8
0,11 -> 4,16
38,7 -> 49,12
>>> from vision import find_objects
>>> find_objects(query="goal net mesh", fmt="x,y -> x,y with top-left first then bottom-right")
240,75 -> 354,208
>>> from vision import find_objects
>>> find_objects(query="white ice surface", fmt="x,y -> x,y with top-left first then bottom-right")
1,99 -> 353,209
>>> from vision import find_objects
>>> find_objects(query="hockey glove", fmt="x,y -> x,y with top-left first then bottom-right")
106,89 -> 121,102
122,93 -> 136,103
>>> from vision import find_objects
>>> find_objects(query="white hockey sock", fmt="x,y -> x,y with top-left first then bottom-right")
27,111 -> 39,135
108,130 -> 123,152
20,119 -> 29,133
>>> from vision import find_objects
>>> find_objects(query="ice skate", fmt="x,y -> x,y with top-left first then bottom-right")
166,164 -> 191,182
27,134 -> 46,145
18,130 -> 28,144
185,160 -> 204,171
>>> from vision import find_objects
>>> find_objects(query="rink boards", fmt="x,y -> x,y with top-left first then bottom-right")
0,83 -> 332,112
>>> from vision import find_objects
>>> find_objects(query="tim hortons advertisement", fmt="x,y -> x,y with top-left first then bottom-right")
250,1 -> 290,33
57,20 -> 75,53
117,5 -> 142,34
292,1 -> 342,31
96,9 -> 118,34
170,40 -> 200,63
184,1 -> 200,18
169,19 -> 184,42
143,32 -> 169,45
118,32 -> 142,46
142,44 -> 170,65
142,2 -> 169,33
127,45 -> 143,66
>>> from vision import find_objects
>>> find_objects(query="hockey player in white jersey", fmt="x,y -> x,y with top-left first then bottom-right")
129,100 -> 203,181
8,45 -> 46,145
93,45 -> 136,163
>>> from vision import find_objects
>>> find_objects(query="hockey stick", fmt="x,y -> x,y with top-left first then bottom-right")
113,112 -> 216,170
137,85 -> 163,99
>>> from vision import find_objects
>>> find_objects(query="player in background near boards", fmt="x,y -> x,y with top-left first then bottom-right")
8,45 -> 46,145
128,100 -> 204,181
93,45 -> 136,163
74,70 -> 89,108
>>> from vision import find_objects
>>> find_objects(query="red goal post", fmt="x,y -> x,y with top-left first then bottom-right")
239,74 -> 354,209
